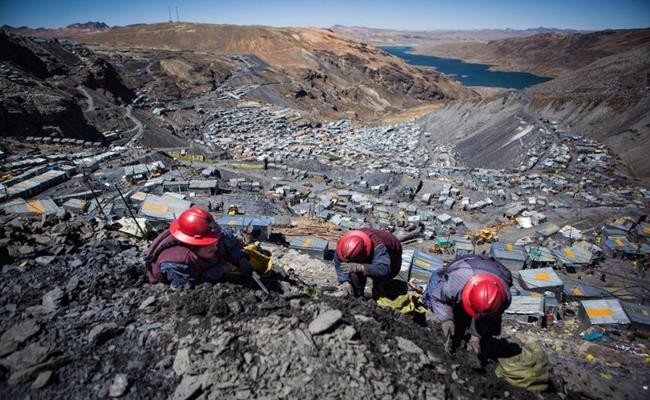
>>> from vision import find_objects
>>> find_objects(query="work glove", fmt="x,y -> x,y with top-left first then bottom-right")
339,263 -> 365,275
441,320 -> 454,355
239,258 -> 254,276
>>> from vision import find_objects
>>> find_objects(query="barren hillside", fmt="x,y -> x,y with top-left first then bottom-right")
414,29 -> 650,77
75,23 -> 476,120
526,45 -> 650,178
418,44 -> 650,180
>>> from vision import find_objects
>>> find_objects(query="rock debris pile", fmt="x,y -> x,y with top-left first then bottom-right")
0,214 -> 542,399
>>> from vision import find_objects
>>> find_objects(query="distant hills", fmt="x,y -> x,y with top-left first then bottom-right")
331,25 -> 587,46
1,22 -> 111,38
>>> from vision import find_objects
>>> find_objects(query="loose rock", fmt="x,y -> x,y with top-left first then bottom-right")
308,309 -> 343,335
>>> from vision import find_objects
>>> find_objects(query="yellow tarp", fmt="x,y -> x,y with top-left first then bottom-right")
225,244 -> 273,276
244,244 -> 272,275
377,293 -> 427,316
495,342 -> 550,392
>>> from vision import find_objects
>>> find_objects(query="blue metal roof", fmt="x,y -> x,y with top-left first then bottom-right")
563,284 -> 611,299
288,236 -> 329,251
217,215 -> 272,228
411,250 -> 444,272
553,246 -> 593,266
490,242 -> 527,261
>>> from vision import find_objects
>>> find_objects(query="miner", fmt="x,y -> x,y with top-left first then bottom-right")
333,228 -> 402,298
423,254 -> 512,358
145,206 -> 253,288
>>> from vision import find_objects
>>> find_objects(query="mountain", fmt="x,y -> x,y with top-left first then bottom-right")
331,25 -> 585,46
418,43 -> 650,180
1,21 -> 111,38
414,29 -> 650,77
73,23 -> 476,120
0,31 -> 134,139
526,44 -> 650,178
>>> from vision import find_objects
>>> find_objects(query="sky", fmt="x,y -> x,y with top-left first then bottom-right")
1,0 -> 648,31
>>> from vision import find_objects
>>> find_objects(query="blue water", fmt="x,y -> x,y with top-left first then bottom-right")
380,46 -> 552,89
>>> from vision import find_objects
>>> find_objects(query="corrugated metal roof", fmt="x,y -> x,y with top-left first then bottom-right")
7,170 -> 67,197
123,161 -> 164,177
525,246 -> 556,263
490,242 -> 527,261
553,246 -> 593,266
580,299 -> 630,325
189,180 -> 218,189
3,197 -> 60,215
621,302 -> 650,328
505,296 -> 544,316
573,241 -> 602,255
604,236 -> 638,254
563,284 -> 611,299
139,194 -> 191,221
411,250 -> 444,272
162,192 -> 186,200
287,236 -> 329,251
606,217 -> 635,233
130,192 -> 148,202
454,240 -> 474,252
638,222 -> 650,238
518,267 -> 564,290
535,222 -> 560,237
62,198 -> 88,211
217,215 -> 272,229
400,249 -> 415,272
504,203 -> 526,217
639,242 -> 650,255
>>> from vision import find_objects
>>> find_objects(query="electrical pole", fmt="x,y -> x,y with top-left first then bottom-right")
114,182 -> 147,238
176,6 -> 179,23
80,166 -> 109,221
168,6 -> 172,23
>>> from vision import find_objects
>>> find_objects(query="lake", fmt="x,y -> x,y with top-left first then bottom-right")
380,46 -> 552,89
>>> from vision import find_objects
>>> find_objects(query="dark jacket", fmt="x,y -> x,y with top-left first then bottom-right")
423,254 -> 512,337
145,228 -> 247,285
334,228 -> 402,281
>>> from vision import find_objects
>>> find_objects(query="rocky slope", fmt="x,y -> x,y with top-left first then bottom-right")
0,212 -> 542,399
0,31 -> 134,139
414,29 -> 650,77
75,23 -> 476,120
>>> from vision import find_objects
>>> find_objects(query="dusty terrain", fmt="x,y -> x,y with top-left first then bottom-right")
0,212 -> 542,400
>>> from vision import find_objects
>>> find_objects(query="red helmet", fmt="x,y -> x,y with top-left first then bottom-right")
461,273 -> 507,319
169,206 -> 222,246
336,230 -> 372,262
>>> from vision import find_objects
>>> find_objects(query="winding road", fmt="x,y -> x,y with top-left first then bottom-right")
77,86 -> 95,112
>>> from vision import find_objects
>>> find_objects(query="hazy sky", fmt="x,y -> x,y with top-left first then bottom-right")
1,0 -> 648,30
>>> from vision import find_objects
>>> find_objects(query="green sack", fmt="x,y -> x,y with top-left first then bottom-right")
495,341 -> 550,392
377,293 -> 427,316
